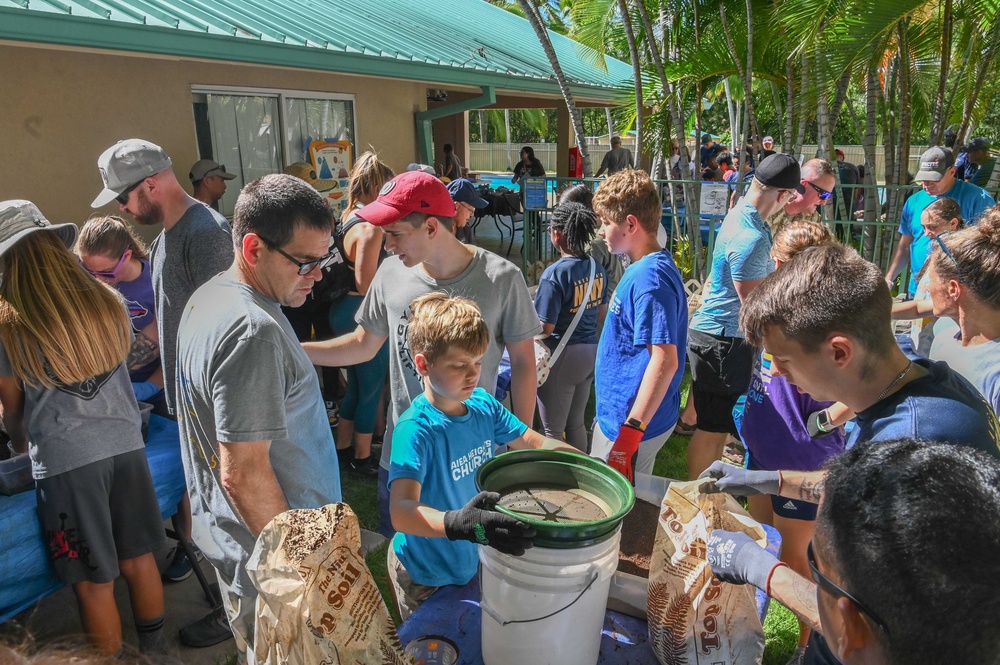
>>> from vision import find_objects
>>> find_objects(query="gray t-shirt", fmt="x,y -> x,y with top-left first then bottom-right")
930,318 -> 1000,414
599,146 -> 635,175
0,343 -> 142,480
176,271 -> 343,595
150,202 -> 233,413
357,247 -> 542,469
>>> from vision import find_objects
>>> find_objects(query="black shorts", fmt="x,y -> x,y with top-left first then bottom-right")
687,329 -> 756,436
35,449 -> 167,585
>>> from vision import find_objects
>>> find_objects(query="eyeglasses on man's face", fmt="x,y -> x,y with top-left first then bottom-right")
258,235 -> 339,275
807,540 -> 890,635
116,180 -> 145,206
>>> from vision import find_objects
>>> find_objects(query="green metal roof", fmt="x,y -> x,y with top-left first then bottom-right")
0,0 -> 632,100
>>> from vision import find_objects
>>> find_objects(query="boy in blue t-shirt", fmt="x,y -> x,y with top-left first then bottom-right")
591,170 -> 688,483
388,292 -> 575,619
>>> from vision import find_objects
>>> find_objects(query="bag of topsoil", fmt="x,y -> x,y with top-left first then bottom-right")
246,502 -> 409,665
646,479 -> 766,665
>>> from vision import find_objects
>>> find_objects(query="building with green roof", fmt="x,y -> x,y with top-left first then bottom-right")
0,0 -> 631,220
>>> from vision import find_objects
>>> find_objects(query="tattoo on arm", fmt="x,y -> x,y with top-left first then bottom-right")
791,574 -> 822,633
127,331 -> 160,369
799,477 -> 826,503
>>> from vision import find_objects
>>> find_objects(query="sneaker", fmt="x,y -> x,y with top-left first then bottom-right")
785,646 -> 806,665
164,547 -> 193,583
349,455 -> 380,478
178,606 -> 233,648
337,446 -> 354,470
325,400 -> 339,428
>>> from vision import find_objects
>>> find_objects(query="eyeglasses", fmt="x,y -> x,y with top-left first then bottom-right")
258,235 -> 339,275
85,251 -> 129,280
115,179 -> 145,206
805,181 -> 833,202
935,232 -> 964,281
807,541 -> 890,635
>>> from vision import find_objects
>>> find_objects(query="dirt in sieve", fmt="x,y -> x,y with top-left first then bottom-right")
617,499 -> 660,579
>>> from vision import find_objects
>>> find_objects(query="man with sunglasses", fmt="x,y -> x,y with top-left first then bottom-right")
92,138 -> 234,646
701,242 -> 999,665
768,159 -> 836,236
175,174 -> 342,664
707,438 -> 1000,665
884,146 -> 995,298
190,159 -> 237,210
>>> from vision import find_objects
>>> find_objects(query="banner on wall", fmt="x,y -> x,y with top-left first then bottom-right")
308,140 -> 353,214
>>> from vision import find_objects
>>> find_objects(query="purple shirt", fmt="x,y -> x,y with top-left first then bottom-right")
114,259 -> 158,381
740,351 -> 845,471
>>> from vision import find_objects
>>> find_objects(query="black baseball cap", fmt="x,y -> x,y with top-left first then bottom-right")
754,153 -> 803,192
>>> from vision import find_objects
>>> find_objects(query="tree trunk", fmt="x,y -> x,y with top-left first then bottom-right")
504,109 -> 513,171
795,53 -> 809,160
720,2 -> 759,171
515,0 -> 593,176
897,20 -> 913,195
862,66 -> 880,261
605,107 -> 616,139
724,78 -> 738,153
957,17 -> 1000,143
929,0 -> 953,145
616,0 -> 644,162
477,110 -> 488,143
784,60 -> 795,153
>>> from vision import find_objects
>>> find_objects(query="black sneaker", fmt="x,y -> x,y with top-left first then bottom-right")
349,455 -> 380,478
337,446 -> 354,470
178,606 -> 232,648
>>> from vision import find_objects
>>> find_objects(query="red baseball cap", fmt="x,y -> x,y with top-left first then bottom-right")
356,171 -> 457,227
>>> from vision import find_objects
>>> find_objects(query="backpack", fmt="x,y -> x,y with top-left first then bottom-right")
311,212 -> 367,304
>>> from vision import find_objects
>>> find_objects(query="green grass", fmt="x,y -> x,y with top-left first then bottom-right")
341,370 -> 800,659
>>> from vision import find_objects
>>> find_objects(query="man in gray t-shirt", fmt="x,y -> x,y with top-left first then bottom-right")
595,136 -> 635,177
304,170 -> 541,537
176,174 -> 342,660
92,139 -> 233,415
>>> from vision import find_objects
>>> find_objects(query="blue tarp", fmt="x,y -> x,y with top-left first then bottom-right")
0,415 -> 185,623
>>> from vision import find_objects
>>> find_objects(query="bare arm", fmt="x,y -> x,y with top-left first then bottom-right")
0,377 -> 27,453
827,402 -> 855,427
350,225 -> 384,296
389,478 -> 447,538
596,304 -> 608,338
127,319 -> 160,372
537,322 -> 556,338
628,344 -> 679,425
507,427 -> 579,452
302,325 -> 386,367
778,470 -> 828,503
219,440 -> 289,537
506,337 -> 537,428
884,234 -> 913,284
768,566 -> 823,634
733,278 -> 765,303
891,297 -> 935,320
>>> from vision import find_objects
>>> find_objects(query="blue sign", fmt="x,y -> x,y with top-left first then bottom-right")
524,178 -> 547,210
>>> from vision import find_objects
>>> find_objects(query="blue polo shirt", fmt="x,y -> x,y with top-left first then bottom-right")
690,198 -> 774,338
898,180 -> 994,295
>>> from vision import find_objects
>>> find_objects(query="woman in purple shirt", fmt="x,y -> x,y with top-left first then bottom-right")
739,221 -> 854,663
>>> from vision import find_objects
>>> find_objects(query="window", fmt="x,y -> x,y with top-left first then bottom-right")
192,86 -> 356,216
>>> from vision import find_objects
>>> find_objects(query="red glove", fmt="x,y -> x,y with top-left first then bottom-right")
608,423 -> 643,485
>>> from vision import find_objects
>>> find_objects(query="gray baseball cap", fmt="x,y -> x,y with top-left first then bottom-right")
189,159 -> 236,183
92,139 -> 173,208
915,146 -> 955,182
0,200 -> 79,260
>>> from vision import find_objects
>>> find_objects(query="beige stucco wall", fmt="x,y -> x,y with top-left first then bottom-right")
0,42 -> 427,239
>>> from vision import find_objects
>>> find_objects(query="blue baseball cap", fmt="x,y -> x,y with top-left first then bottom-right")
446,179 -> 489,209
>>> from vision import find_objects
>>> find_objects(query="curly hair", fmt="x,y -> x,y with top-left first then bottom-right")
549,203 -> 597,257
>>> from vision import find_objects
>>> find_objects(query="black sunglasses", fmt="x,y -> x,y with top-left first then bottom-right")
115,179 -> 145,206
805,181 -> 833,201
935,232 -> 964,282
258,235 -> 339,275
807,541 -> 890,635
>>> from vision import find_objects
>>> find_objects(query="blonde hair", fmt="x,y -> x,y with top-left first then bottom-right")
592,170 -> 661,233
771,220 -> 835,262
76,215 -> 149,261
408,292 -> 489,363
342,151 -> 395,223
0,232 -> 131,388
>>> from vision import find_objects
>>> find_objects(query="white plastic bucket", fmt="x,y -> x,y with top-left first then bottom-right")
479,527 -> 621,665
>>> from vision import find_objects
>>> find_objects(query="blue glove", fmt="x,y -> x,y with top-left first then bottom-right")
699,461 -> 780,496
132,381 -> 162,403
707,529 -> 784,592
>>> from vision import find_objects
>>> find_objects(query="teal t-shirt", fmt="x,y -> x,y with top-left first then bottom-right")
389,388 -> 527,587
898,180 -> 994,295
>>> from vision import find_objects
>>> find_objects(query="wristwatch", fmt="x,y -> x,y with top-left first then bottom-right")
625,417 -> 646,432
815,409 -> 833,434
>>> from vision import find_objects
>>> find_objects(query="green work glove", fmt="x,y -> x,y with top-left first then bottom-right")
699,461 -> 780,496
443,491 -> 537,556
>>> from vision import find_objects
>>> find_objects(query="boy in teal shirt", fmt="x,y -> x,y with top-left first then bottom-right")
388,293 -> 575,619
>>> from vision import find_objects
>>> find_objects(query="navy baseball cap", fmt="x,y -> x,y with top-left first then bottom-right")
446,179 -> 488,209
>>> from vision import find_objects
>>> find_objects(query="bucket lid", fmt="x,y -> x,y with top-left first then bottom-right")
476,450 -> 635,549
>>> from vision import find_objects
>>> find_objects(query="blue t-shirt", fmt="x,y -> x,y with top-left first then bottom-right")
114,259 -> 160,382
690,198 -> 774,337
847,359 -> 1000,458
741,351 -> 846,471
596,250 -> 688,441
389,388 -> 527,587
898,180 -> 994,295
534,256 -> 609,351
